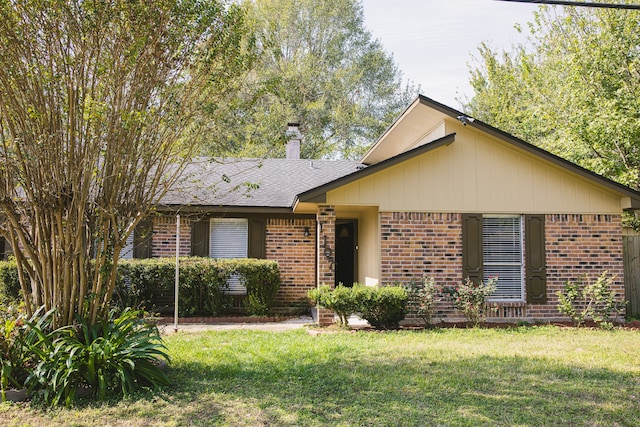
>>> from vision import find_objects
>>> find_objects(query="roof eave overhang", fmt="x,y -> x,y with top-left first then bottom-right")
155,204 -> 295,215
622,197 -> 640,211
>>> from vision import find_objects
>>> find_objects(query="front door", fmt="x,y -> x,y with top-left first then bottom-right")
335,220 -> 357,287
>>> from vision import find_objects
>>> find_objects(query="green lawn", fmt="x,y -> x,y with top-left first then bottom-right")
1,326 -> 640,426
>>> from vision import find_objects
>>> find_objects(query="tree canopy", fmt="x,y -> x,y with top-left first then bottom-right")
208,0 -> 416,160
465,5 -> 640,190
0,0 -> 251,327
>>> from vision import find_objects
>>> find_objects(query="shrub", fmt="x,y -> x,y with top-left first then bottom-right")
406,277 -> 438,326
359,285 -> 408,329
219,258 -> 281,316
308,284 -> 408,329
115,257 -> 281,317
0,304 -> 34,399
308,284 -> 365,326
445,277 -> 498,326
0,259 -> 22,303
557,271 -> 624,328
26,308 -> 170,406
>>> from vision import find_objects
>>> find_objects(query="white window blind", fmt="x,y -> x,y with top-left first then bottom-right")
210,218 -> 248,295
121,232 -> 134,260
483,216 -> 524,301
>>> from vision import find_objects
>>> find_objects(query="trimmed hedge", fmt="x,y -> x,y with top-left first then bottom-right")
359,285 -> 408,329
0,257 -> 281,317
308,283 -> 408,329
116,257 -> 281,317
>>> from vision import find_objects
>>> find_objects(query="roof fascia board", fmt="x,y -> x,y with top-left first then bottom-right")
296,132 -> 456,204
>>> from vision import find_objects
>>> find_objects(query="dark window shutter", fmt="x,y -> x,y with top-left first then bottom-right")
248,219 -> 266,259
525,214 -> 547,303
190,220 -> 210,257
0,237 -> 5,260
462,213 -> 483,284
133,218 -> 152,259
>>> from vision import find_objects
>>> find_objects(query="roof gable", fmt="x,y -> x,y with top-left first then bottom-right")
297,95 -> 640,211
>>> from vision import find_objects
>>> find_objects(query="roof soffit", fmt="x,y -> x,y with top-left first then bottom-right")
361,98 -> 450,165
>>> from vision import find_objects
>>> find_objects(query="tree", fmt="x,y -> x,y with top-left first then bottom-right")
0,0 -> 251,327
465,6 -> 640,189
208,0 -> 416,160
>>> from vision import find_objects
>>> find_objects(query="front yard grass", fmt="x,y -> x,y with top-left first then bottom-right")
1,326 -> 640,426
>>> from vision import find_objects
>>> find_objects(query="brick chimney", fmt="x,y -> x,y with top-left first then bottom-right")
286,122 -> 301,160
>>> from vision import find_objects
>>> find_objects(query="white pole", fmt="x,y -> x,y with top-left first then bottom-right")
174,214 -> 180,332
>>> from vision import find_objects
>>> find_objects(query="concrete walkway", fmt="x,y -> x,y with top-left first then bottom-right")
159,316 -> 315,334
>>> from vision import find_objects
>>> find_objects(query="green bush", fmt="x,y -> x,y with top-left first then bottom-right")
308,284 -> 365,326
0,259 -> 22,303
1,257 -> 282,317
308,284 -> 409,329
218,258 -> 281,316
359,285 -> 408,329
115,257 -> 281,317
25,308 -> 170,406
557,271 -> 625,328
406,277 -> 438,326
0,303 -> 37,399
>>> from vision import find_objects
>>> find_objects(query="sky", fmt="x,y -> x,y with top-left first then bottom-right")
361,0 -> 541,108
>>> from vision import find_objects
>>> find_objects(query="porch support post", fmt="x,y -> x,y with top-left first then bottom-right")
316,204 -> 336,325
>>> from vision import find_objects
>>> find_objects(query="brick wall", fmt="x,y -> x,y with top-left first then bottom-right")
151,216 -> 191,258
380,212 -> 624,323
527,214 -> 624,319
266,218 -> 316,313
316,205 -> 336,324
317,205 -> 336,286
380,212 -> 463,286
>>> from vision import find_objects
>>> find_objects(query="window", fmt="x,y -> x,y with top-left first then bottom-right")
191,217 -> 265,259
210,218 -> 248,295
482,216 -> 524,301
190,216 -> 266,294
462,213 -> 547,305
121,232 -> 135,259
210,218 -> 248,258
120,219 -> 152,259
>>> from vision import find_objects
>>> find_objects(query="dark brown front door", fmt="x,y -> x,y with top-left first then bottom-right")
335,220 -> 357,287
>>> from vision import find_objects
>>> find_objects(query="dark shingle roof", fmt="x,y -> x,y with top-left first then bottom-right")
161,158 -> 364,209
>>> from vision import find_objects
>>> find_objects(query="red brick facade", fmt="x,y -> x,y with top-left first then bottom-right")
528,214 -> 624,319
151,216 -> 192,258
315,205 -> 337,324
379,211 -> 624,322
380,212 -> 462,286
146,211 -> 625,322
266,218 -> 316,313
148,214 -> 318,314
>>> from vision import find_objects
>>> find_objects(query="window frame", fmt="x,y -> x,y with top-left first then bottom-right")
209,217 -> 249,295
482,214 -> 525,302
